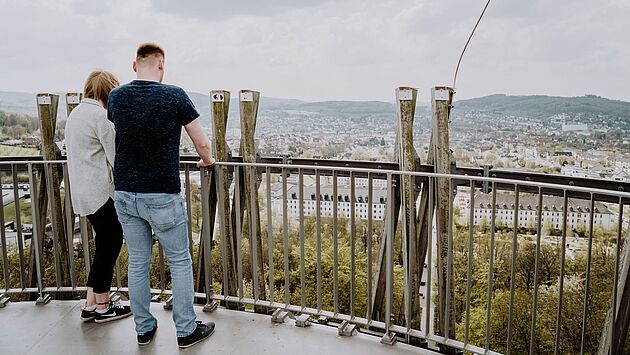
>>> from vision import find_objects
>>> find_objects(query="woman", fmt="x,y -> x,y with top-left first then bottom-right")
65,70 -> 132,323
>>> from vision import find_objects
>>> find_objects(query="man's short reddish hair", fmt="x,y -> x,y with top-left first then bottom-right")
136,42 -> 165,60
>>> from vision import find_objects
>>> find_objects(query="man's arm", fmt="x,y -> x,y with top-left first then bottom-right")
184,118 -> 215,167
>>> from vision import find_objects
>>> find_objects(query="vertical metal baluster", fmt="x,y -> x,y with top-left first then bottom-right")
113,238 -> 123,292
580,194 -> 596,355
201,168 -> 214,303
158,243 -> 166,294
234,167 -> 243,300
401,172 -> 410,342
405,172 -> 414,335
316,168 -> 322,313
28,163 -> 45,299
367,172 -> 373,323
485,182 -> 497,351
553,190 -> 569,355
384,172 -> 394,339
114,255 -> 121,292
249,164 -> 260,302
12,165 -> 26,289
44,163 -> 62,289
282,167 -> 289,307
80,217 -> 91,276
216,166 -> 230,299
425,176 -> 434,336
299,168 -> 305,309
507,184 -> 520,355
62,163 -> 77,289
446,177 -> 454,341
611,196 -> 624,353
182,166 -> 193,300
185,165 -> 194,258
60,163 -> 76,289
465,179 -> 475,344
333,170 -> 339,315
265,167 -> 274,303
350,171 -> 356,319
529,188 -> 544,355
0,171 -> 8,292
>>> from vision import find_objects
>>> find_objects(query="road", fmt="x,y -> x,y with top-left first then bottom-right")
2,187 -> 28,207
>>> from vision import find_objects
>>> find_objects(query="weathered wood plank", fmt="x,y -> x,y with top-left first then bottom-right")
431,86 -> 456,346
239,90 -> 267,312
64,93 -> 81,287
209,90 -> 239,306
394,87 -> 423,342
31,93 -> 71,293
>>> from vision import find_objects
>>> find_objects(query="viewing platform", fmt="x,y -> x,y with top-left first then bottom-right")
1,300 -> 436,355
1,87 -> 629,354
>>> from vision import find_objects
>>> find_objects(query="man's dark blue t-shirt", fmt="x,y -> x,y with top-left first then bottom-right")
108,80 -> 199,193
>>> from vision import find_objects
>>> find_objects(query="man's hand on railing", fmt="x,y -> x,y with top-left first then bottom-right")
197,157 -> 216,168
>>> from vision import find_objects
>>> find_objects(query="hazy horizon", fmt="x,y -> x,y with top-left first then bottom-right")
1,89 -> 627,106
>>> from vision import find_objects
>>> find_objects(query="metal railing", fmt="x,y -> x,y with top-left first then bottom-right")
0,158 -> 629,355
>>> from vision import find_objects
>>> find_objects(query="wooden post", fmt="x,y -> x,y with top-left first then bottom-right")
208,90 -> 239,306
431,86 -> 456,345
394,87 -> 424,342
34,93 -> 71,290
65,92 -> 81,115
65,93 -> 95,250
239,89 -> 267,312
63,92 -> 81,287
64,93 -> 80,233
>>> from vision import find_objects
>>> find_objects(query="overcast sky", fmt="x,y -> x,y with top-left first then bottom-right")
1,0 -> 628,102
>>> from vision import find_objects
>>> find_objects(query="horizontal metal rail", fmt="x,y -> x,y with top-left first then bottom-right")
1,155 -> 627,200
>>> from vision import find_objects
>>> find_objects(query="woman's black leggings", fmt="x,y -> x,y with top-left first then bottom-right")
85,198 -> 124,294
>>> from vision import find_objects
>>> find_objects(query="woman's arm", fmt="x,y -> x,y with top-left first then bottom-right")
96,117 -> 116,169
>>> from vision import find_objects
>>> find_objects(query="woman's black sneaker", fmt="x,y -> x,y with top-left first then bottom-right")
177,321 -> 215,349
94,301 -> 132,323
80,307 -> 98,322
137,323 -> 158,345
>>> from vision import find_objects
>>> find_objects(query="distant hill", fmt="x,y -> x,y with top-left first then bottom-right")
0,91 -> 69,117
187,92 -> 303,114
452,94 -> 630,119
0,91 -> 305,121
187,92 -> 306,126
296,100 -> 394,114
1,90 -> 628,125
0,91 -> 44,116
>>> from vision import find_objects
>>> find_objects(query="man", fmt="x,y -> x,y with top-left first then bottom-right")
108,42 -> 216,348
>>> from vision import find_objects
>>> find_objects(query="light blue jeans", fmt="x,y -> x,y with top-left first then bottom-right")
114,191 -> 197,337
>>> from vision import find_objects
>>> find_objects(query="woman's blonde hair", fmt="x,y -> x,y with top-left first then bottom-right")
83,70 -> 119,107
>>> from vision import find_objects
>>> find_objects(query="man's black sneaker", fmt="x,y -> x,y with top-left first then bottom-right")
137,323 -> 158,345
94,301 -> 132,323
177,321 -> 215,349
80,307 -> 97,322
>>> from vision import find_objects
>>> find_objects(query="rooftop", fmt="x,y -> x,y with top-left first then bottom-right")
471,193 -> 613,214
